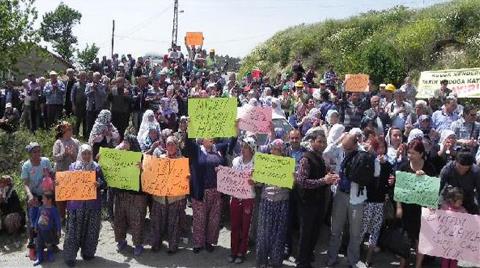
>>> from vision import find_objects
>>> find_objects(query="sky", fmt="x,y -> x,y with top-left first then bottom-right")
33,0 -> 449,58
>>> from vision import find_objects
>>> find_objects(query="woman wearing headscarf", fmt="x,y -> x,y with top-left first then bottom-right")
63,144 -> 106,267
385,127 -> 406,168
137,109 -> 161,145
52,121 -> 80,221
295,131 -> 338,268
150,136 -> 188,255
21,142 -> 54,259
88,109 -> 120,159
0,175 -> 25,235
322,110 -> 340,137
256,139 -> 290,268
141,126 -> 163,154
434,129 -> 458,168
113,135 -> 147,257
271,97 -> 285,119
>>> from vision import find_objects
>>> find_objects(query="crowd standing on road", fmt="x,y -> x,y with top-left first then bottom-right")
1,44 -> 480,268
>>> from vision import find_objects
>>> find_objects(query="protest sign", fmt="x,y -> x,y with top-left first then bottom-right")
253,152 -> 295,189
187,97 -> 237,138
55,171 -> 96,201
344,74 -> 369,92
98,147 -> 142,191
185,32 -> 204,46
141,155 -> 190,197
217,166 -> 255,199
238,106 -> 271,134
417,68 -> 480,98
393,171 -> 440,208
419,208 -> 480,264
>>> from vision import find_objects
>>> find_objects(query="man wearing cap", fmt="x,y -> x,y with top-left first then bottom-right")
431,95 -> 460,133
0,103 -> 20,132
439,150 -> 480,215
385,87 -> 413,131
379,83 -> 395,110
44,71 -> 66,128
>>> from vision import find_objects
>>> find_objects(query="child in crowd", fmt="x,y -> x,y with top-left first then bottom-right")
32,191 -> 61,266
440,186 -> 466,268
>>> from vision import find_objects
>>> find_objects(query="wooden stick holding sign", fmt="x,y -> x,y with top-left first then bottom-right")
141,155 -> 190,197
55,171 -> 96,201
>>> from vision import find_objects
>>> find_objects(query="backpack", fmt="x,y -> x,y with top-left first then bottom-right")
345,150 -> 375,186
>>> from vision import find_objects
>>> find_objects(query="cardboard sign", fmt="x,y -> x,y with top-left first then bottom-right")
417,68 -> 480,98
187,97 -> 237,138
419,208 -> 480,264
98,147 -> 142,191
344,74 -> 369,92
185,32 -> 204,46
55,171 -> 96,201
253,152 -> 295,189
217,166 -> 255,199
238,106 -> 271,134
393,171 -> 440,208
141,155 -> 190,197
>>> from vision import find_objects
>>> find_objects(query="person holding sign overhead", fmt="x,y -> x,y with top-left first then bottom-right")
256,139 -> 290,268
112,135 -> 148,257
63,144 -> 106,267
295,130 -> 338,268
395,140 -> 437,268
150,136 -> 188,255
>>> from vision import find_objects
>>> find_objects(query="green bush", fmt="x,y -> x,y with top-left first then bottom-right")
240,0 -> 480,86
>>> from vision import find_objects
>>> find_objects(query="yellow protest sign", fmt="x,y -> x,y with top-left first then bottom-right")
141,155 -> 190,197
344,74 -> 369,92
253,152 -> 295,189
185,32 -> 204,46
187,97 -> 237,138
416,68 -> 480,98
55,171 -> 96,201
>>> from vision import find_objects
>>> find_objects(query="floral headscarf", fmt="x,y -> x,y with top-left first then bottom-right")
88,109 -> 114,145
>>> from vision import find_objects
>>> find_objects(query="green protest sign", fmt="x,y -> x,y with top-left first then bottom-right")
253,152 -> 295,189
98,147 -> 142,191
187,97 -> 237,138
393,171 -> 440,208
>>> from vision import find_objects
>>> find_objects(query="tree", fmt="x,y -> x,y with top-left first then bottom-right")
77,43 -> 99,70
0,0 -> 38,76
39,3 -> 81,62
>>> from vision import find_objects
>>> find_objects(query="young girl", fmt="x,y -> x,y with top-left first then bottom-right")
32,191 -> 61,265
440,186 -> 467,268
256,139 -> 290,268
361,137 -> 393,266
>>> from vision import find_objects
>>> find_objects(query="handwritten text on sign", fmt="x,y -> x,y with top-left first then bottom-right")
253,152 -> 295,189
217,166 -> 255,199
344,74 -> 369,92
238,106 -> 272,134
55,171 -> 96,201
98,147 -> 142,191
393,171 -> 440,208
419,208 -> 480,264
141,155 -> 190,197
185,32 -> 204,46
188,98 -> 237,138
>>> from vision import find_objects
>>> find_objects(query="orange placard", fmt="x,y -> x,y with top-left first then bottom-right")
141,155 -> 190,197
55,171 -> 96,201
344,74 -> 370,92
185,32 -> 204,46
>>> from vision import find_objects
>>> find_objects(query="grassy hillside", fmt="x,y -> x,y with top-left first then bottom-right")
240,0 -> 480,85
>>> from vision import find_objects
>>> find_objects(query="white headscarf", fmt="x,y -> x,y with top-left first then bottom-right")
325,110 -> 339,125
137,110 -> 161,144
74,144 -> 96,170
88,110 -> 113,145
407,128 -> 424,144
327,124 -> 345,145
439,129 -> 456,145
271,97 -> 286,119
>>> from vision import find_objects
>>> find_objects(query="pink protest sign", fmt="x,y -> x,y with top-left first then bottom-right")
419,208 -> 480,264
216,166 -> 254,199
238,106 -> 271,134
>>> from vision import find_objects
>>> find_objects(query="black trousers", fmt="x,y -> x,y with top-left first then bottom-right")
46,104 -> 63,128
296,198 -> 325,268
74,111 -> 87,139
111,112 -> 130,141
86,110 -> 100,138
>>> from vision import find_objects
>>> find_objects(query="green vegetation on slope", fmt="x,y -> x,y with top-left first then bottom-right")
240,0 -> 480,85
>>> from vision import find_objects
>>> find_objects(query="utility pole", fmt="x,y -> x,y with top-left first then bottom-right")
171,0 -> 178,48
111,19 -> 115,58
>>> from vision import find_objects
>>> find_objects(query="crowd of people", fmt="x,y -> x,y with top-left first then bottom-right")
1,43 -> 480,268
